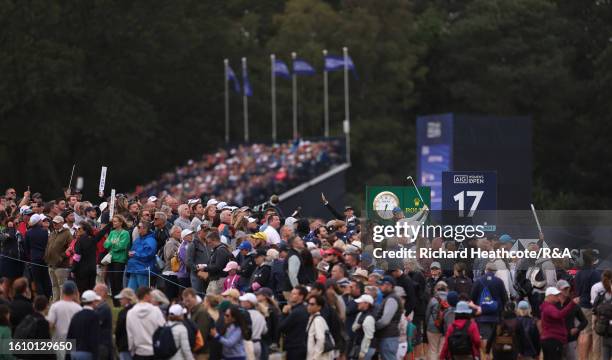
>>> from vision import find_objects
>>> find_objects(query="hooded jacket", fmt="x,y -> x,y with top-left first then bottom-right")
126,232 -> 157,274
126,301 -> 165,356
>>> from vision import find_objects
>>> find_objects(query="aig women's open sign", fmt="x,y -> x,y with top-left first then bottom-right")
442,171 -> 497,230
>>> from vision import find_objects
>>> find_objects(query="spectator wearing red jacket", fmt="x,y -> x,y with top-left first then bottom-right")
440,301 -> 481,360
539,286 -> 580,359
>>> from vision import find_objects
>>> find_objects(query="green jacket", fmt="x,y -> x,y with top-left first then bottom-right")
103,229 -> 130,263
0,325 -> 15,359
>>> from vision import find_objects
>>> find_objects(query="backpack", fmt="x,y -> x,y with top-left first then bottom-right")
309,315 -> 335,353
493,320 -> 516,352
152,324 -> 178,359
14,314 -> 39,339
478,280 -> 499,315
433,296 -> 450,332
594,292 -> 612,337
448,320 -> 473,355
182,319 -> 204,352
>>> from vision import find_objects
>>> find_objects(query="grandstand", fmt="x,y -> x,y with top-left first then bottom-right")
133,138 -> 348,211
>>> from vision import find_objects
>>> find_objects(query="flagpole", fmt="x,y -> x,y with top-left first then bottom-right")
224,59 -> 230,144
291,51 -> 298,140
271,54 -> 277,143
242,57 -> 249,143
343,46 -> 351,164
323,49 -> 329,138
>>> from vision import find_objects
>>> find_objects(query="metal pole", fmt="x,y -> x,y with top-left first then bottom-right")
224,59 -> 230,144
292,52 -> 298,140
242,57 -> 249,143
271,54 -> 277,143
343,47 -> 351,164
323,49 -> 329,138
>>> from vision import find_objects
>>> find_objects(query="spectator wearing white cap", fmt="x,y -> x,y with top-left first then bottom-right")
67,290 -> 101,360
173,204 -> 192,231
556,279 -> 587,359
239,292 -> 268,359
351,294 -> 376,360
540,286 -> 579,359
166,304 -> 195,360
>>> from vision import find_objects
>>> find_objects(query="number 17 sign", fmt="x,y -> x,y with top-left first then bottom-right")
442,171 -> 497,230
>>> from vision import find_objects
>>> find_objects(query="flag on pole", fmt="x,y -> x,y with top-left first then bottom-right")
273,59 -> 290,78
227,65 -> 241,93
242,62 -> 253,97
293,59 -> 316,75
324,55 -> 357,77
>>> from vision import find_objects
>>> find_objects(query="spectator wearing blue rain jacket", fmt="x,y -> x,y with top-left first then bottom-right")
126,221 -> 157,290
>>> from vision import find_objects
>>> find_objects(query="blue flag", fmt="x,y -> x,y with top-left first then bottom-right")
242,64 -> 253,97
293,59 -> 316,75
274,60 -> 290,78
324,55 -> 356,76
227,65 -> 241,93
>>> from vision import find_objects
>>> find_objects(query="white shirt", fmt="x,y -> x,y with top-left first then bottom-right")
263,225 -> 281,245
47,300 -> 82,340
247,309 -> 268,341
591,281 -> 605,305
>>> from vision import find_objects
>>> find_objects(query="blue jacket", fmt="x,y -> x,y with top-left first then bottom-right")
126,232 -> 156,274
575,267 -> 601,308
471,272 -> 508,323
24,225 -> 48,263
216,324 -> 245,358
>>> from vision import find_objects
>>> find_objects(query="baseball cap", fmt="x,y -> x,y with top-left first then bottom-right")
556,279 -> 571,290
337,278 -> 351,287
255,248 -> 267,257
354,294 -> 374,305
256,287 -> 274,298
206,199 -> 218,206
99,202 -> 108,212
352,269 -> 369,281
223,261 -> 240,272
221,289 -> 240,299
545,287 -> 561,296
344,205 -> 354,211
29,214 -> 43,226
187,198 -> 201,205
114,288 -> 137,301
181,229 -> 194,240
247,217 -> 257,224
377,275 -> 396,286
284,217 -> 298,227
239,293 -> 258,304
392,207 -> 402,214
238,241 -> 252,251
197,220 -> 212,232
147,196 -> 158,203
169,304 -> 187,316
430,261 -> 441,270
52,215 -> 64,224
216,201 -> 228,210
81,290 -> 101,303
518,300 -> 531,310
455,301 -> 472,314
